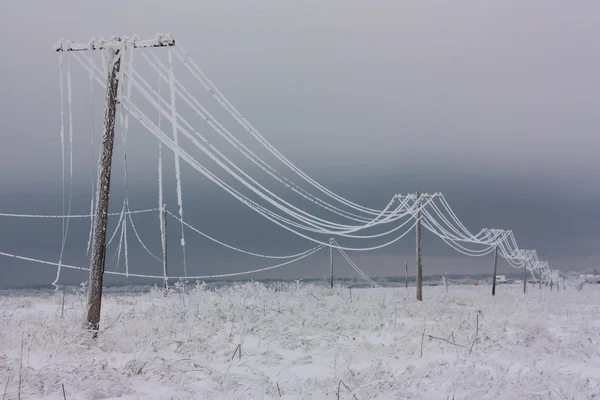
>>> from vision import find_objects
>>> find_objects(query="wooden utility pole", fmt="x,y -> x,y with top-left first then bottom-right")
55,35 -> 176,337
86,49 -> 121,336
329,239 -> 334,289
162,204 -> 168,293
405,261 -> 408,290
416,192 -> 423,301
492,245 -> 498,296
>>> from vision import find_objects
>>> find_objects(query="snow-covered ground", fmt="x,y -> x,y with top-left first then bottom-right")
1,283 -> 599,399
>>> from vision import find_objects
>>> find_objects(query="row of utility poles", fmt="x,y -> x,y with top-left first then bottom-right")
57,34 -> 548,338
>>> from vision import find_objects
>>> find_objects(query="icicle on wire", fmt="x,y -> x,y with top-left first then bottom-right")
168,47 -> 187,282
54,53 -> 75,288
157,50 -> 167,276
54,52 -> 66,288
118,43 -> 135,277
86,52 -> 96,256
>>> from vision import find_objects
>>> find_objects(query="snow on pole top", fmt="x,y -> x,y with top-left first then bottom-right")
53,33 -> 175,52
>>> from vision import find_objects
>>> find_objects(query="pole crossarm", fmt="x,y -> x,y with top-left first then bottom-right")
395,192 -> 442,201
54,34 -> 175,52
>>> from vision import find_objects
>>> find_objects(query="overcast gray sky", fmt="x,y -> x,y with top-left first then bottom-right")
0,1 -> 599,287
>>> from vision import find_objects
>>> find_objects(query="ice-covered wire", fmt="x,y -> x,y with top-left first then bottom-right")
130,59 -> 409,233
332,239 -> 379,287
141,52 -> 409,231
174,45 -> 392,218
146,51 -> 398,224
0,245 -> 323,280
123,101 -> 418,249
421,210 -> 497,252
408,196 -> 540,268
173,49 -> 549,267
421,219 -> 496,257
108,202 -> 127,248
437,196 -> 481,241
167,210 -> 326,259
127,211 -> 162,262
414,197 -> 538,266
128,65 -> 411,235
417,197 -> 497,245
0,208 -> 158,219
498,243 -> 533,269
88,67 -> 420,250
72,52 -> 545,265
118,75 -> 419,248
426,200 -> 489,243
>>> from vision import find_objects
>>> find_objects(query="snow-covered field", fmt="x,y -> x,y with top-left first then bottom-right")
1,283 -> 599,399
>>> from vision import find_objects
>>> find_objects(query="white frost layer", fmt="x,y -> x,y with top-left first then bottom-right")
1,284 -> 599,399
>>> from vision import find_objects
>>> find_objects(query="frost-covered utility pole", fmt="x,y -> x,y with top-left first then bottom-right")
86,47 -> 121,337
395,192 -> 441,301
492,245 -> 498,296
415,192 -> 423,301
329,238 -> 334,289
55,35 -> 175,338
162,204 -> 168,293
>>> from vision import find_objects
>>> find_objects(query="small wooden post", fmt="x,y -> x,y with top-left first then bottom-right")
492,245 -> 498,296
162,204 -> 168,293
61,287 -> 66,318
523,265 -> 527,294
405,261 -> 408,290
416,192 -> 423,301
